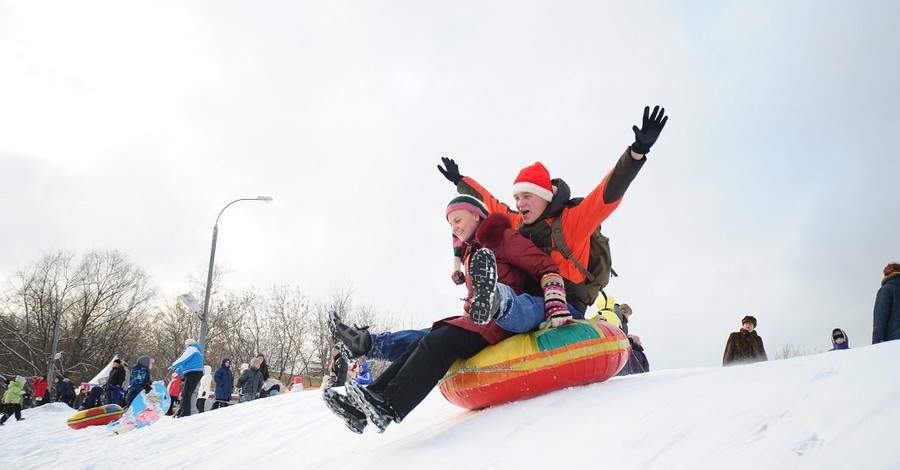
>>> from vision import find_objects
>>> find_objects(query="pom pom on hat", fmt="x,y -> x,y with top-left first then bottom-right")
512,162 -> 554,202
446,195 -> 489,220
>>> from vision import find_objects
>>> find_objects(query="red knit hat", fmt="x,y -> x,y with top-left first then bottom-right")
512,162 -> 554,202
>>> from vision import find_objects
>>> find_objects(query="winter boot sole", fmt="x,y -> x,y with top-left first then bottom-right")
328,311 -> 372,359
345,381 -> 391,433
468,248 -> 498,325
322,387 -> 367,434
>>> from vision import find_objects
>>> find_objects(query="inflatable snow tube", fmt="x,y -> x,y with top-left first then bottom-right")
439,319 -> 630,410
67,404 -> 125,430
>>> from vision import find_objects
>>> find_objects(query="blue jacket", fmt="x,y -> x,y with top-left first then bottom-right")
170,343 -> 204,376
830,328 -> 850,350
214,357 -> 234,400
355,362 -> 372,385
873,275 -> 900,343
128,364 -> 152,392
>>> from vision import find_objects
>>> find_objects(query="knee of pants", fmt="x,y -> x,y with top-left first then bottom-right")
495,293 -> 545,333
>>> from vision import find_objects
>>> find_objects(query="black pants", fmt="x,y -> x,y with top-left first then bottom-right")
107,386 -> 125,406
211,400 -> 229,410
1,404 -> 22,423
369,325 -> 488,419
178,371 -> 203,417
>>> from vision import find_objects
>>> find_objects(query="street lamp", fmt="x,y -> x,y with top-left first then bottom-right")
198,196 -> 273,350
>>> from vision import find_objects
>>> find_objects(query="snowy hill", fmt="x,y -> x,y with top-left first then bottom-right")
4,341 -> 899,469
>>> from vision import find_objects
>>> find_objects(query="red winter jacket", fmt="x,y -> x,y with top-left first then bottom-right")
32,378 -> 49,399
435,213 -> 560,344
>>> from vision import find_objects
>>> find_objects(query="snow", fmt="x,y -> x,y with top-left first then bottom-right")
3,341 -> 899,469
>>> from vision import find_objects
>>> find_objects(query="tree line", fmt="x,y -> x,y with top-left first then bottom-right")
0,250 -> 397,388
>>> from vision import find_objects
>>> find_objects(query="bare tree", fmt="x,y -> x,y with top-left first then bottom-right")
773,342 -> 822,360
0,250 -> 157,384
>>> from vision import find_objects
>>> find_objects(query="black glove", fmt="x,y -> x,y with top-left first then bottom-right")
437,157 -> 463,185
143,384 -> 152,393
631,105 -> 668,155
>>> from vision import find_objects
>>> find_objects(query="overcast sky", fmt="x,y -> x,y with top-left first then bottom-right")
2,1 -> 898,370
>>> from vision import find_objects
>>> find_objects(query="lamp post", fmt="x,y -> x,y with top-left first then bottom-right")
199,196 -> 273,350
47,304 -> 63,386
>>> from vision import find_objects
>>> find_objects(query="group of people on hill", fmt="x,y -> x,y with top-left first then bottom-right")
163,348 -> 305,416
325,346 -> 372,387
322,105 -> 668,433
721,261 -> 900,366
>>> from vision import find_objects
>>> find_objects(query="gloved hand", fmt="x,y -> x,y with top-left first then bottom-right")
451,270 -> 466,285
541,272 -> 571,328
142,384 -> 152,393
631,105 -> 668,155
546,311 -> 573,328
437,157 -> 464,185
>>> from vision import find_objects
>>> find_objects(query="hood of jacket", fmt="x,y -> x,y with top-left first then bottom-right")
136,355 -> 153,369
831,328 -> 850,350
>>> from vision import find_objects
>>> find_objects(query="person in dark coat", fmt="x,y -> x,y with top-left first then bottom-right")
54,375 -> 76,407
625,335 -> 650,374
124,356 -> 154,408
256,354 -> 270,398
212,357 -> 233,410
79,386 -> 104,410
722,315 -> 767,365
335,195 -> 571,433
873,262 -> 900,344
830,328 -> 850,351
107,359 -> 126,405
329,347 -> 348,387
236,358 -> 263,402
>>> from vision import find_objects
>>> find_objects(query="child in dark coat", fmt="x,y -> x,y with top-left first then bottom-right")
125,356 -> 154,407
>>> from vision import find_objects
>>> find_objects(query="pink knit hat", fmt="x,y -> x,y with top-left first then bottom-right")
445,195 -> 489,221
512,162 -> 554,202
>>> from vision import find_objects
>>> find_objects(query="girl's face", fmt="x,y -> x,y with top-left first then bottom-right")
447,209 -> 481,242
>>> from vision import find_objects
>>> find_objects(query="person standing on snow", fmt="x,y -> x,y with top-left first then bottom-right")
722,315 -> 768,366
166,372 -> 181,415
256,354 -> 270,398
107,359 -> 127,406
1,376 -> 27,425
329,347 -> 348,387
830,328 -> 849,351
31,375 -> 49,407
624,335 -> 650,374
237,357 -> 263,402
124,356 -> 154,408
196,365 -> 213,412
873,262 -> 900,344
169,339 -> 204,418
212,358 -> 234,410
54,375 -> 76,407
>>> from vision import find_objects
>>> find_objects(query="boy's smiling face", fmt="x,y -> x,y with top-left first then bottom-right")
514,191 -> 549,224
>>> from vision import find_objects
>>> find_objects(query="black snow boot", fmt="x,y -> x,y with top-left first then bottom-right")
322,387 -> 367,434
345,381 -> 398,433
328,311 -> 373,359
467,248 -> 500,325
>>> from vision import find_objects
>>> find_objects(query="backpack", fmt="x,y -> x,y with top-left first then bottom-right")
547,207 -> 617,307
